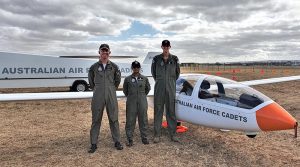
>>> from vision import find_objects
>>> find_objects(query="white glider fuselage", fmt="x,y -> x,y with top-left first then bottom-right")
175,74 -> 297,134
177,94 -> 261,132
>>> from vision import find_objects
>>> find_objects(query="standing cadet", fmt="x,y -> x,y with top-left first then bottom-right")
88,43 -> 123,153
151,40 -> 180,143
123,61 -> 151,146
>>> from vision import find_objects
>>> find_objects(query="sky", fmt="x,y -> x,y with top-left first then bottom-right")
0,0 -> 299,63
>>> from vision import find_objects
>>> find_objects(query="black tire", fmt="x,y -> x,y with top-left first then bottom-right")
72,81 -> 88,92
246,134 -> 257,138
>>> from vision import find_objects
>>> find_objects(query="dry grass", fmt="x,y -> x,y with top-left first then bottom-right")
0,69 -> 300,167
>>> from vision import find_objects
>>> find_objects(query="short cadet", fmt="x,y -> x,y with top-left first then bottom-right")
88,43 -> 123,153
123,61 -> 151,146
151,40 -> 180,143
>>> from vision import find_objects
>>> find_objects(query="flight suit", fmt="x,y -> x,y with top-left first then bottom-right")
123,74 -> 151,141
88,60 -> 121,145
151,53 -> 180,138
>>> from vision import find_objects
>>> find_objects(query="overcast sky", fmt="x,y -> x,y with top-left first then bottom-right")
0,0 -> 299,63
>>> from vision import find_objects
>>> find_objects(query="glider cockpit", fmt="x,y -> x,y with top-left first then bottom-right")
176,74 -> 271,110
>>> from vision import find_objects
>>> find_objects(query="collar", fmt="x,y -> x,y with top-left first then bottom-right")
159,53 -> 172,60
98,60 -> 111,65
131,73 -> 141,78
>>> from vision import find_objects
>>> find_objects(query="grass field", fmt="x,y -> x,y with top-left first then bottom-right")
0,66 -> 299,167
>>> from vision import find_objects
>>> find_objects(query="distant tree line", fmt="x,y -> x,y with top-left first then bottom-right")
181,60 -> 300,67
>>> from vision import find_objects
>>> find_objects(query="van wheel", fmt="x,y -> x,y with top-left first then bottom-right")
72,81 -> 88,92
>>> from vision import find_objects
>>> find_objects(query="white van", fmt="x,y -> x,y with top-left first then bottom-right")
0,51 -> 157,91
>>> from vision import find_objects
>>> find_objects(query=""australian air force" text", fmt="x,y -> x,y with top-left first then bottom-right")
176,99 -> 247,122
1,67 -> 135,75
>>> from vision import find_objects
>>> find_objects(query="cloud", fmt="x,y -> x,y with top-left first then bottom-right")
0,0 -> 299,63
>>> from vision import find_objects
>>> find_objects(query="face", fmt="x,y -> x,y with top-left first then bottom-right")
161,45 -> 171,54
132,66 -> 140,74
99,48 -> 111,62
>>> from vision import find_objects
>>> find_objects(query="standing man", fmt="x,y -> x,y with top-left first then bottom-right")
88,43 -> 123,153
123,61 -> 151,146
151,40 -> 180,143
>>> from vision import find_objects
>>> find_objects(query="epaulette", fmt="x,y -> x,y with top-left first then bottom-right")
110,61 -> 119,70
90,62 -> 98,70
172,55 -> 179,62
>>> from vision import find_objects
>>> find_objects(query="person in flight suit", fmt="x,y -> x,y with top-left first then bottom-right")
88,43 -> 123,153
123,61 -> 151,146
151,40 -> 180,143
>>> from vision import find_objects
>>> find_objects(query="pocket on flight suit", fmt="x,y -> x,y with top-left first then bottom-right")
138,79 -> 145,93
95,70 -> 104,85
106,67 -> 115,84
168,62 -> 177,78
155,61 -> 165,80
128,81 -> 135,96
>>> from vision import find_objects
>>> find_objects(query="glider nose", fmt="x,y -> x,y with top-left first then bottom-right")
256,103 -> 297,131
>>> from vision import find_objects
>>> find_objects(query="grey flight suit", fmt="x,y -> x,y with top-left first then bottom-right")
88,60 -> 121,144
151,53 -> 180,137
123,74 -> 151,141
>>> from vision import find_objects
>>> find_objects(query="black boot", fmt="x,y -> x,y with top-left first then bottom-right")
114,142 -> 123,150
142,138 -> 149,145
88,144 -> 97,153
126,139 -> 133,147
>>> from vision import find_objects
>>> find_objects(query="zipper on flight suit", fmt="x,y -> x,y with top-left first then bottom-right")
103,64 -> 106,104
134,77 -> 140,112
164,59 -> 168,102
